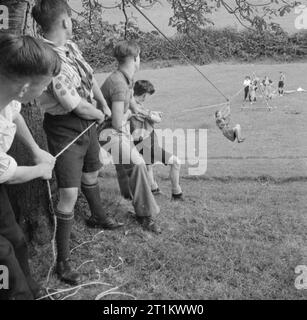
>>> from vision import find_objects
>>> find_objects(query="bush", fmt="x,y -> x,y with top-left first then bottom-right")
72,17 -> 307,71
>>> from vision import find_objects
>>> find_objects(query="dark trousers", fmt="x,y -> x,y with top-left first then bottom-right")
0,185 -> 38,300
244,86 -> 250,101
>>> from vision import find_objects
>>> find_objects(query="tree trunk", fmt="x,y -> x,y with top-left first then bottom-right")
2,0 -> 53,244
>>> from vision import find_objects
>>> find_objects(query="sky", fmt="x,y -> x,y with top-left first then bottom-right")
69,0 -> 301,36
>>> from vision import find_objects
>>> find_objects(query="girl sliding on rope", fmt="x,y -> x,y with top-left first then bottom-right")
215,105 -> 245,143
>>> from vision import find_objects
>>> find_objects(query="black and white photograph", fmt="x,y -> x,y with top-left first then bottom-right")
0,0 -> 306,309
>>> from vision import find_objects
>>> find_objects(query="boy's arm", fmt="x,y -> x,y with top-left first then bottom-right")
92,77 -> 112,118
130,96 -> 150,117
224,115 -> 231,125
112,101 -> 126,132
13,113 -> 55,165
0,151 -> 54,185
47,73 -> 104,124
73,99 -> 105,124
6,164 -> 53,185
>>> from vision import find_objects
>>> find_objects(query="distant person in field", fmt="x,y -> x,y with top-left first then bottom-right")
278,72 -> 286,96
215,107 -> 245,143
130,80 -> 183,200
262,76 -> 273,99
243,76 -> 251,102
249,75 -> 259,103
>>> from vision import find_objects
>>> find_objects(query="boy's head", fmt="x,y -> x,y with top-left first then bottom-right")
0,33 -> 61,103
32,0 -> 72,38
133,80 -> 155,104
245,76 -> 250,80
114,40 -> 141,71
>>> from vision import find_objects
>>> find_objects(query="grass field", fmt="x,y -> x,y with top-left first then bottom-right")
33,62 -> 307,300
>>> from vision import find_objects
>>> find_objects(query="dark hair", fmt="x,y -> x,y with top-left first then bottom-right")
32,0 -> 72,33
0,33 -> 61,79
133,80 -> 155,97
114,40 -> 140,64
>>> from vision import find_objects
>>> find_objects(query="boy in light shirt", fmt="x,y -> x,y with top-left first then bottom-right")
0,33 -> 58,300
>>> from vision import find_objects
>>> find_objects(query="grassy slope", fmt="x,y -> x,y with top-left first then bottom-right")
33,63 -> 307,299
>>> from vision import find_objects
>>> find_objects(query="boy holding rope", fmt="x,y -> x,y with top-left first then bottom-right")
130,80 -> 183,200
32,0 -> 123,286
0,33 -> 58,300
99,40 -> 161,234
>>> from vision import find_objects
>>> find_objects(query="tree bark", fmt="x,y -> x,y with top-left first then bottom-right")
2,0 -> 53,244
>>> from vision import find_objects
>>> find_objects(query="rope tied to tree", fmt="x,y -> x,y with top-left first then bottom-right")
127,0 -> 229,102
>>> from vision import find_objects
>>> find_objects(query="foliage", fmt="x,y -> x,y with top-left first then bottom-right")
71,0 -> 307,70
73,13 -> 307,70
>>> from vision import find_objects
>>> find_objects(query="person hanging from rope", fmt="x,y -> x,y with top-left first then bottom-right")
278,72 -> 286,96
215,105 -> 245,143
32,0 -> 123,286
98,40 -> 161,234
0,33 -> 58,300
130,80 -> 183,200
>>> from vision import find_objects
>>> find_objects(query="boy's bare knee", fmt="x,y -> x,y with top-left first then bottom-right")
82,171 -> 99,185
134,157 -> 146,166
168,155 -> 181,168
59,188 -> 78,206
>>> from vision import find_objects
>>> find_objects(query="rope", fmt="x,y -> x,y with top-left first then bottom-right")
127,0 -> 229,102
55,121 -> 97,159
175,87 -> 243,116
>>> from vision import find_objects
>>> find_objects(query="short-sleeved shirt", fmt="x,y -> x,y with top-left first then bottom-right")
38,39 -> 94,115
0,101 -> 21,183
100,70 -> 134,130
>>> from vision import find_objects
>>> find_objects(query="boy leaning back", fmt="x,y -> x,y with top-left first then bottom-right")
99,40 -> 161,234
130,80 -> 183,200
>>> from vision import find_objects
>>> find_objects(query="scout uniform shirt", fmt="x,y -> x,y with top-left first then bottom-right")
38,39 -> 94,115
0,101 -> 21,183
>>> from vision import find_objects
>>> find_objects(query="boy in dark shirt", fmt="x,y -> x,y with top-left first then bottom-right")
99,40 -> 161,234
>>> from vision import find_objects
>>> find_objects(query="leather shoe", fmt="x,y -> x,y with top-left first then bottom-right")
56,259 -> 80,286
137,216 -> 161,234
86,216 -> 124,230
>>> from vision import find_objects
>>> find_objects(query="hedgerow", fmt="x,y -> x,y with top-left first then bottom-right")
72,18 -> 307,70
